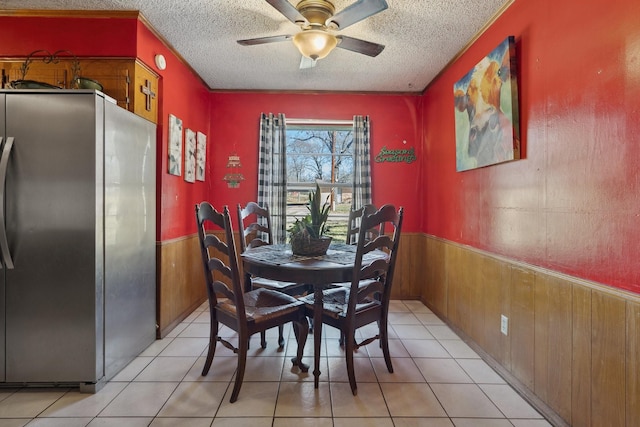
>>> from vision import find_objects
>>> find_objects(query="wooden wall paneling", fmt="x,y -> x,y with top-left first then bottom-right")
591,291 -> 626,426
534,273 -> 550,403
482,255 -> 511,368
420,238 -> 640,426
498,260 -> 512,371
509,266 -> 535,389
424,236 -> 447,316
571,284 -> 592,427
479,255 -> 498,351
390,233 -> 422,299
445,243 -> 464,329
627,300 -> 640,427
466,251 -> 485,345
157,236 -> 206,338
534,274 -> 572,422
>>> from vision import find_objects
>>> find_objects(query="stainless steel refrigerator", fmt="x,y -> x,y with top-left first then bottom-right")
0,89 -> 156,391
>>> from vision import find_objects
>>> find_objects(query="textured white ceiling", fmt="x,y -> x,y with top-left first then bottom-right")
3,0 -> 510,92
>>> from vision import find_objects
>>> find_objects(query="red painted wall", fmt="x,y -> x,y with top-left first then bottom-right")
0,16 -> 137,56
0,15 -> 213,242
134,21 -> 212,241
422,0 -> 640,293
207,91 -> 423,233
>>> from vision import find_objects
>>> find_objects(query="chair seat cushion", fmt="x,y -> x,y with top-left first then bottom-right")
301,283 -> 379,319
217,287 -> 303,323
251,277 -> 306,292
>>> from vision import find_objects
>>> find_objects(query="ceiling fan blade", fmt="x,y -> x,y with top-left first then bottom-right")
299,56 -> 318,69
237,35 -> 292,46
265,0 -> 308,25
336,35 -> 385,57
327,0 -> 388,30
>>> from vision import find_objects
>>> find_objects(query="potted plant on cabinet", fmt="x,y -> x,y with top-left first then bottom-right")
289,183 -> 332,256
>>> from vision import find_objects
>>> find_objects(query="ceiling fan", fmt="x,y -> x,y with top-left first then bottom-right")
237,0 -> 388,68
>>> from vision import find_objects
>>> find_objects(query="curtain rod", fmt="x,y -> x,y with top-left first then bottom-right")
285,118 -> 354,125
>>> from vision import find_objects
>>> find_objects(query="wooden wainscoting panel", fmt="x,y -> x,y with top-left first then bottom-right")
424,236 -> 447,316
479,255 -> 499,351
626,300 -> 640,427
534,274 -> 572,422
391,233 -> 423,300
482,256 -> 512,369
421,235 -> 640,427
510,266 -> 535,389
571,284 -> 592,427
445,243 -> 465,330
157,236 -> 206,338
591,291 -> 626,426
466,250 -> 485,345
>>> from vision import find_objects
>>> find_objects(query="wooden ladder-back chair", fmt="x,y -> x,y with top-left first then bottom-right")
195,202 -> 309,403
345,203 -> 380,245
338,203 -> 380,345
237,202 -> 311,347
302,204 -> 403,395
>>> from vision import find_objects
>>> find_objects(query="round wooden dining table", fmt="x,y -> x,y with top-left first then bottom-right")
241,242 -> 387,388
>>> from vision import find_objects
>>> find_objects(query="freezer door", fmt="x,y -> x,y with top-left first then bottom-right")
4,92 -> 103,383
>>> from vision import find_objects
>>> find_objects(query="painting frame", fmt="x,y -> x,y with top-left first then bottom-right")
184,128 -> 197,183
196,131 -> 207,181
168,114 -> 183,176
454,35 -> 520,171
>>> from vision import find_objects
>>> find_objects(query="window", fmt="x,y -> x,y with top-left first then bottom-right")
285,121 -> 354,241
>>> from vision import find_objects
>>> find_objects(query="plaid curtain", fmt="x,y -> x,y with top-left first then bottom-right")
257,113 -> 287,243
352,115 -> 372,208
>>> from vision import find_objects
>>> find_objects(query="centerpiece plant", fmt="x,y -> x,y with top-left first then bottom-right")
289,183 -> 332,256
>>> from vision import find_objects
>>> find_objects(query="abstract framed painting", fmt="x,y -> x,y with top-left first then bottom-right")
454,36 -> 520,171
168,114 -> 183,176
196,131 -> 207,181
184,128 -> 196,183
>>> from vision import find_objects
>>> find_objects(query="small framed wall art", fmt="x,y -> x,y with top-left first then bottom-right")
196,131 -> 207,181
184,128 -> 197,183
168,114 -> 183,176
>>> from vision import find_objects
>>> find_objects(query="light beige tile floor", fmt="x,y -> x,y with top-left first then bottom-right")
0,300 -> 553,427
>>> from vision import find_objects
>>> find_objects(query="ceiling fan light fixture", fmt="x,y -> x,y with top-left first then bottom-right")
293,29 -> 338,60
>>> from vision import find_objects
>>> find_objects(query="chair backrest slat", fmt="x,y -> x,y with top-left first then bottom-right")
346,204 -> 381,245
348,204 -> 403,315
237,202 -> 274,252
196,202 -> 245,319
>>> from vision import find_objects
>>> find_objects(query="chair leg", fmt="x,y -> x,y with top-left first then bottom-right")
202,319 -> 218,376
260,331 -> 267,349
278,325 -> 285,348
291,318 -> 309,372
344,326 -> 358,395
380,317 -> 393,373
230,333 -> 249,403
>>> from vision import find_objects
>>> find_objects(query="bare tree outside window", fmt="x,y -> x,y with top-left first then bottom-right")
286,126 -> 354,241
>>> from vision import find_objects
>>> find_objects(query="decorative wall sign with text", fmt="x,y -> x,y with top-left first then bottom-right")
375,146 -> 416,164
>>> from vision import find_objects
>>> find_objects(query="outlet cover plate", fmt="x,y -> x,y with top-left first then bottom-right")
501,315 -> 509,336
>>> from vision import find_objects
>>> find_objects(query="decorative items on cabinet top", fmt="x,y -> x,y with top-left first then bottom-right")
0,51 -> 159,124
9,49 -> 104,92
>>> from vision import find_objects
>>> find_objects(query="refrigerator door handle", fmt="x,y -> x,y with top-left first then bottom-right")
0,136 -> 15,269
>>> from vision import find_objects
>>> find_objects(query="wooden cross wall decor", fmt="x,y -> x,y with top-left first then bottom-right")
140,79 -> 156,111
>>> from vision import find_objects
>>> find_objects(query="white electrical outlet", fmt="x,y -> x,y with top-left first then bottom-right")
501,315 -> 509,336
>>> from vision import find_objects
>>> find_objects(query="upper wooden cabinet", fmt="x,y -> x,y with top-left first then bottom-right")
0,57 -> 159,123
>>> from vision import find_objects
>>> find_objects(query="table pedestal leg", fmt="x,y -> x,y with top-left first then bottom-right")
313,285 -> 323,388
